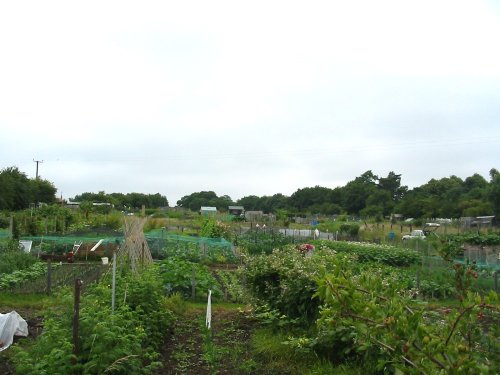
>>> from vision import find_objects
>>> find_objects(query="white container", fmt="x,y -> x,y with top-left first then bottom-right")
101,257 -> 109,265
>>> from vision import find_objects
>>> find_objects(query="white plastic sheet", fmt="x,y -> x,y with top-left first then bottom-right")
0,311 -> 28,351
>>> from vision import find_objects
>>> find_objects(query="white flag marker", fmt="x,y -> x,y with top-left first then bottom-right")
206,289 -> 212,329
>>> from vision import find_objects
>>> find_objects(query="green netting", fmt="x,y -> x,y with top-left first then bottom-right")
0,229 -> 10,238
11,235 -> 122,258
145,230 -> 237,263
145,230 -> 232,247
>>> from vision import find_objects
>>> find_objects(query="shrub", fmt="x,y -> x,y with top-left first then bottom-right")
159,257 -> 222,299
243,245 -> 341,324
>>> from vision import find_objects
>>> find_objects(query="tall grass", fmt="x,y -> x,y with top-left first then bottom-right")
251,328 -> 374,375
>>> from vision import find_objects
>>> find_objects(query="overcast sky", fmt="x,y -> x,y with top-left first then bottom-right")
1,1 -> 499,205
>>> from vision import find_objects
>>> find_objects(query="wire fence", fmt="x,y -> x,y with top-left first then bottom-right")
5,261 -> 107,294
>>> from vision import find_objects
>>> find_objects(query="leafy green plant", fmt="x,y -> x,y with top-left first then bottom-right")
200,218 -> 232,240
159,257 -> 222,299
215,269 -> 246,302
339,223 -> 360,238
12,266 -> 174,374
0,240 -> 38,274
243,245 -> 339,325
314,261 -> 500,374
0,262 -> 48,289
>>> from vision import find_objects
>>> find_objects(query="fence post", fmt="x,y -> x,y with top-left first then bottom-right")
191,266 -> 197,300
416,270 -> 420,293
495,271 -> 499,293
112,250 -> 117,312
47,257 -> 52,295
73,278 -> 83,356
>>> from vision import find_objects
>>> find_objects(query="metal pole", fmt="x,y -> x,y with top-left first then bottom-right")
112,250 -> 117,312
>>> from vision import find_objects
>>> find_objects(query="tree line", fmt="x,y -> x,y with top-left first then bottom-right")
2,165 -> 499,219
72,191 -> 168,210
0,167 -> 57,210
0,166 -> 168,211
177,169 -> 500,219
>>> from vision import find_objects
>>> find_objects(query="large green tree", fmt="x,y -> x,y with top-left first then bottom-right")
340,171 -> 378,215
176,191 -> 233,212
0,166 -> 57,210
489,168 -> 500,217
289,186 -> 333,212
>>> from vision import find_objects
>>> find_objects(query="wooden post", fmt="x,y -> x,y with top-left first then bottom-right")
191,266 -> 196,300
495,271 -> 499,293
9,216 -> 13,237
141,242 -> 145,265
416,270 -> 420,292
47,257 -> 52,295
73,278 -> 83,356
112,250 -> 117,312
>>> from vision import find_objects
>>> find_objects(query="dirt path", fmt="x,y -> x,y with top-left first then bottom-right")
154,305 -> 260,375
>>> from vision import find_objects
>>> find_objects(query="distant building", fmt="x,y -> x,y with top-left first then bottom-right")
200,206 -> 217,216
228,206 -> 244,216
390,214 -> 404,222
461,216 -> 495,229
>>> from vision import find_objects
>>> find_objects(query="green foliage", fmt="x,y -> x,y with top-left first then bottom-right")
339,223 -> 360,238
143,218 -> 165,232
155,235 -> 236,264
0,166 -> 57,210
176,191 -> 232,211
244,245 -> 337,324
446,233 -> 500,246
314,267 -> 500,374
0,262 -> 47,290
12,266 -> 174,374
215,269 -> 246,302
73,191 -> 168,209
200,218 -> 231,240
163,292 -> 187,315
242,241 -> 499,372
236,230 -> 295,255
0,240 -> 37,273
159,257 -> 222,299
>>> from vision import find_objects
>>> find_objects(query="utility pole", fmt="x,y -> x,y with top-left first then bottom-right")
33,159 -> 43,179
